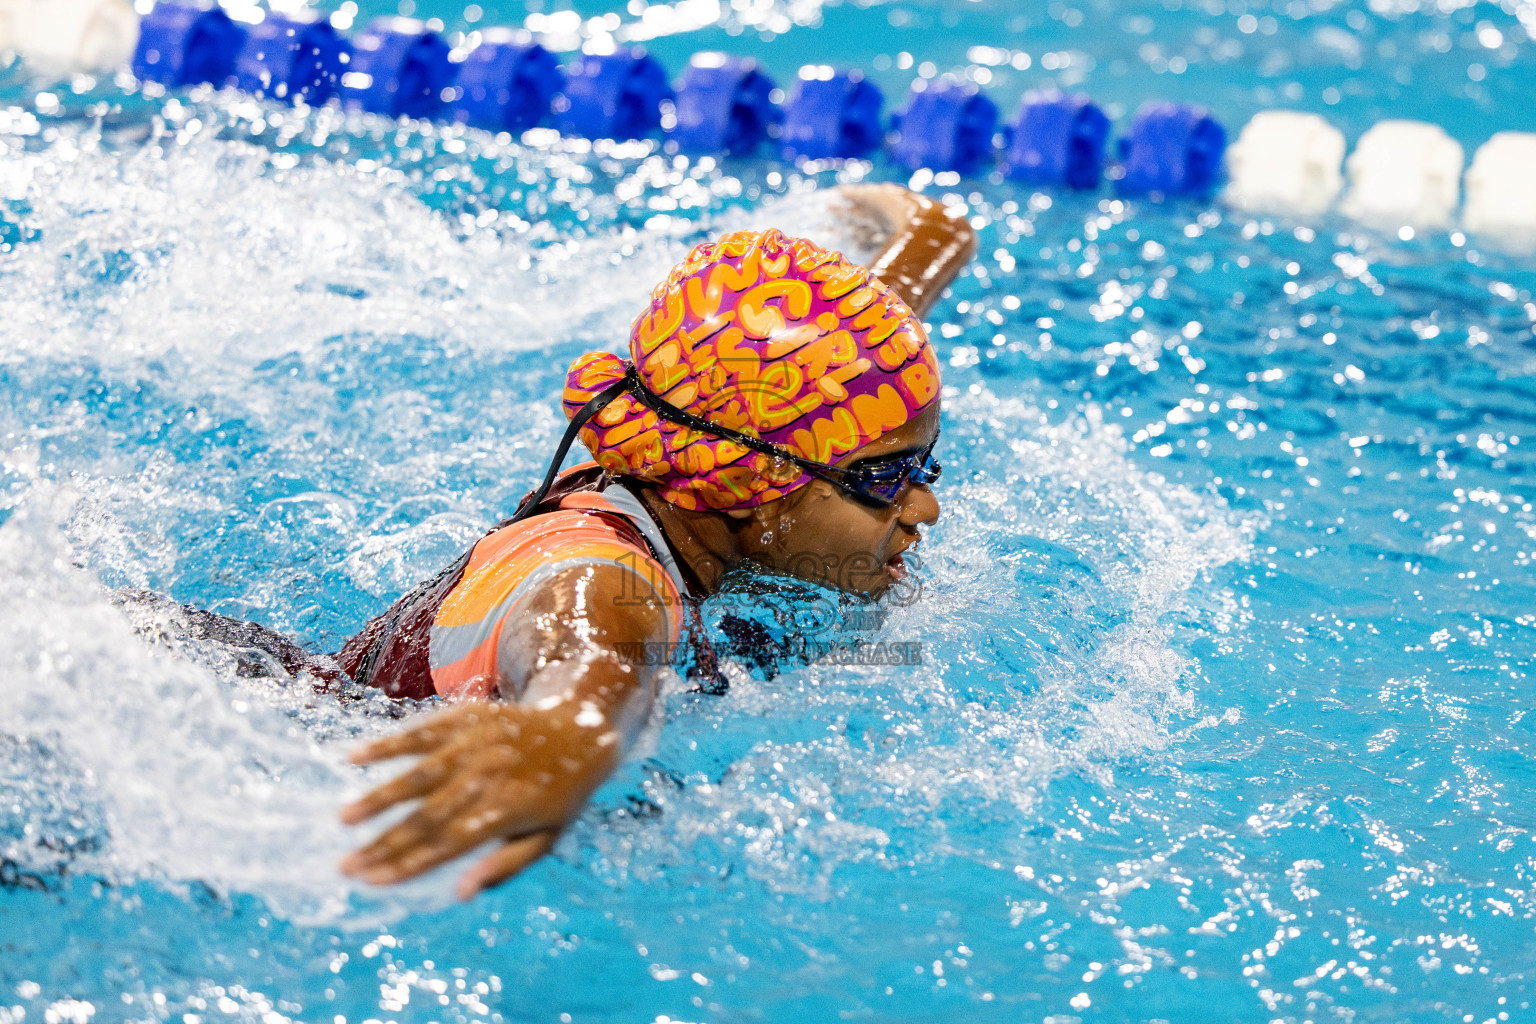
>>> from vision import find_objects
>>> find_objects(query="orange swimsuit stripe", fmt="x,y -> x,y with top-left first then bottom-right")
427,505 -> 684,699
429,618 -> 508,701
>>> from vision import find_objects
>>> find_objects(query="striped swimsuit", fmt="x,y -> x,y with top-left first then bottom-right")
338,469 -> 694,701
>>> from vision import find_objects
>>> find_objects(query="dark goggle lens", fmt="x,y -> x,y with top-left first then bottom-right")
912,452 -> 941,484
857,451 -> 941,502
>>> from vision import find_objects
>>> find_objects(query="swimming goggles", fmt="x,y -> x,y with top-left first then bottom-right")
835,435 -> 942,505
516,366 -> 941,522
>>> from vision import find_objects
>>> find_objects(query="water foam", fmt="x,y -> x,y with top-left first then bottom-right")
0,478 -> 479,922
0,123 -> 699,369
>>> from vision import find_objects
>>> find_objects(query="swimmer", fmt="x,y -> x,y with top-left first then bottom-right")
326,184 -> 976,898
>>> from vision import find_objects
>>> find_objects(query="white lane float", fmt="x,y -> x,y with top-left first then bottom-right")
1463,131 -> 1536,248
1223,110 -> 1346,216
0,0 -> 139,74
1340,119 -> 1464,230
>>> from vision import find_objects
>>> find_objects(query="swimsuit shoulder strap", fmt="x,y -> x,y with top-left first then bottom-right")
589,482 -> 728,696
580,478 -> 727,694
560,481 -> 693,602
345,464 -> 608,691
499,461 -> 608,524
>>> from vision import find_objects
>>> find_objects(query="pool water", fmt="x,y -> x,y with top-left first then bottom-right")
3,1 -> 1536,1022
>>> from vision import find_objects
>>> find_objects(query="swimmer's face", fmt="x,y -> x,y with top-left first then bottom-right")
737,402 -> 942,598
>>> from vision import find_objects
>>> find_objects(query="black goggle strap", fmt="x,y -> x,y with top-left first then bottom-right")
520,365 -> 905,522
617,367 -> 882,504
510,375 -> 633,525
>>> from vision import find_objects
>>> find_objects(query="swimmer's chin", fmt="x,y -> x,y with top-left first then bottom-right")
844,552 -> 911,599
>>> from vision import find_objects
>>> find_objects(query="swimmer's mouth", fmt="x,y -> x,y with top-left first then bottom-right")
882,532 -> 921,584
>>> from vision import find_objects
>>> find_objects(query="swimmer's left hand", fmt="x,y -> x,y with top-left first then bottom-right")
337,699 -> 620,899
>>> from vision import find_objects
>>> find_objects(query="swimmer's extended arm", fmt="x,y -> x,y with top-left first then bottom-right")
834,184 -> 978,318
338,564 -> 670,899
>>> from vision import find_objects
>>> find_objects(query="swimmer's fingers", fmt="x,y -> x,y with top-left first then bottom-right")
338,744 -> 469,825
344,756 -> 546,884
339,761 -> 491,879
456,830 -> 559,900
349,702 -> 529,765
346,710 -> 470,764
369,783 -> 547,885
339,701 -> 607,890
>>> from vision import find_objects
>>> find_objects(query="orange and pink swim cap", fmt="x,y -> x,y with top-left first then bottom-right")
562,228 -> 943,512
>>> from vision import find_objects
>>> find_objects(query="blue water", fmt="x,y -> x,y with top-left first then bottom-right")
3,1 -> 1536,1022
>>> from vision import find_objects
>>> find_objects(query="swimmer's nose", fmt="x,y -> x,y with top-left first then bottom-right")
898,482 -> 940,530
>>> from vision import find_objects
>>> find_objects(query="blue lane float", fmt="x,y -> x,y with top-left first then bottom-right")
889,78 -> 998,175
337,17 -> 453,119
450,29 -> 562,133
669,53 -> 778,156
110,8 -> 1232,194
779,68 -> 883,161
26,0 -> 1532,234
1118,101 -> 1227,197
1004,90 -> 1110,189
230,12 -> 348,105
554,48 -> 672,140
131,1 -> 245,88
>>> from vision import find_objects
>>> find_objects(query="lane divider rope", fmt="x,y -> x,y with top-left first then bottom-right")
4,0 -> 1534,242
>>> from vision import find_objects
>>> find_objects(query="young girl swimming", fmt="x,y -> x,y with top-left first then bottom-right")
334,183 -> 976,898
